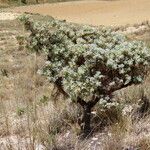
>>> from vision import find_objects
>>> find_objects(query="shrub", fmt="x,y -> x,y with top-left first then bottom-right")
20,15 -> 150,138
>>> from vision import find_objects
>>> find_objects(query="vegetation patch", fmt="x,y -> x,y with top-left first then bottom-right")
20,15 -> 150,138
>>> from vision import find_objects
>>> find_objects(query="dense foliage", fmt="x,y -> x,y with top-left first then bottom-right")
21,15 -> 150,104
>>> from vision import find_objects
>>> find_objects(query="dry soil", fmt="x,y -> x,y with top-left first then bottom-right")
11,0 -> 150,26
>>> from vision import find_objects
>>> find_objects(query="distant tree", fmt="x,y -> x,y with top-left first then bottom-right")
21,16 -> 150,138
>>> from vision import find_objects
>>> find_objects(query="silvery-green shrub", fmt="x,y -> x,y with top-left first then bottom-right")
21,15 -> 150,136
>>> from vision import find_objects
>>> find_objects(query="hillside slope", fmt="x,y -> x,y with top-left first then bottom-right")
11,0 -> 150,26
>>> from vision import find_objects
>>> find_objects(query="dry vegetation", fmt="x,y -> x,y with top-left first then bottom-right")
0,13 -> 150,150
0,0 -> 79,8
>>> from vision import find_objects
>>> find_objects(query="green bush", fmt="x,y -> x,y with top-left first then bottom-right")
21,15 -> 150,137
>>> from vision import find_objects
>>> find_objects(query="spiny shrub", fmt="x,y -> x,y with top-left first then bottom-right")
20,15 -> 150,138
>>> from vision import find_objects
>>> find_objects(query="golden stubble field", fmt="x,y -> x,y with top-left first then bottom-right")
11,0 -> 150,26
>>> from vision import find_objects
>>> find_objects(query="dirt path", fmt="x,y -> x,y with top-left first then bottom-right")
10,0 -> 150,26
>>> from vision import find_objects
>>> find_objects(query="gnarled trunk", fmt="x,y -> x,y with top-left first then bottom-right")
81,104 -> 92,138
77,97 -> 100,139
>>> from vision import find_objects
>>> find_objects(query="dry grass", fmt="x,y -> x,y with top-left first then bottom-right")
0,14 -> 150,150
0,0 -> 81,9
0,16 -> 81,150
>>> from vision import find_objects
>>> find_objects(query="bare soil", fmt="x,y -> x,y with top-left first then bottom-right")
10,0 -> 150,26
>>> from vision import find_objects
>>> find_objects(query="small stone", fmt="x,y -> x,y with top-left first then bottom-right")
92,137 -> 98,141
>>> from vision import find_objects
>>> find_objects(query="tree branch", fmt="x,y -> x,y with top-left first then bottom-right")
77,97 -> 87,107
110,80 -> 134,93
